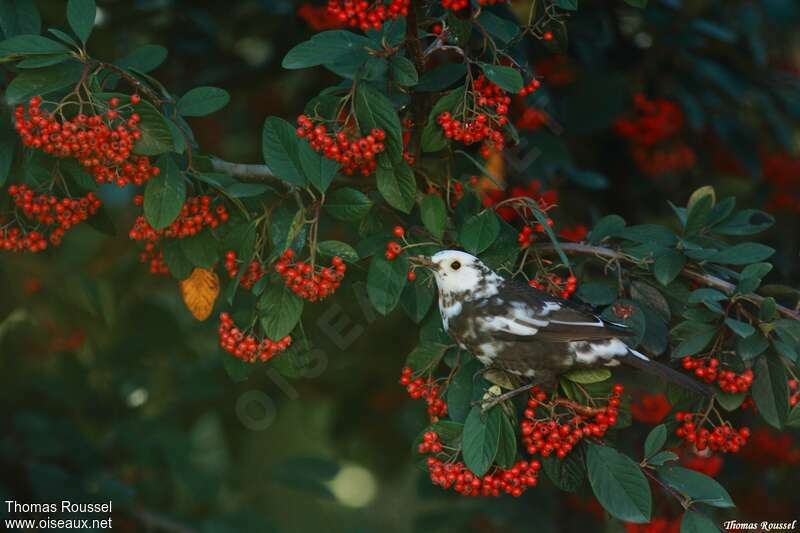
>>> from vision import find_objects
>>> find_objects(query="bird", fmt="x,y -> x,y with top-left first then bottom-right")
412,249 -> 710,397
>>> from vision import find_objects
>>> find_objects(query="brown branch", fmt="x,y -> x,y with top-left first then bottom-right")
406,0 -> 433,160
534,242 -> 800,321
209,157 -> 284,185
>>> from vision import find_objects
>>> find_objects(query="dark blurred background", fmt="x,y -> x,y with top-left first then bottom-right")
1,1 -> 799,532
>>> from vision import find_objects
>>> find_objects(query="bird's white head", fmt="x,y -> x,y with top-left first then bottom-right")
423,250 -> 504,300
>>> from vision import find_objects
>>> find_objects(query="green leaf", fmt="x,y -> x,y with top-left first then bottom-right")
0,35 -> 67,62
325,187 -> 372,221
115,44 -> 167,73
680,511 -> 718,533
495,413 -> 517,469
144,156 -> 186,231
752,354 -> 789,429
447,358 -> 482,423
177,86 -> 230,117
376,161 -> 415,213
421,86 -> 466,152
576,282 -> 617,306
367,254 -> 408,315
479,63 -> 523,94
400,280 -> 434,324
713,209 -> 774,235
222,355 -> 253,383
586,443 -> 652,523
317,240 -> 358,263
589,215 -> 626,244
459,210 -> 500,255
614,224 -> 677,246
477,10 -> 520,43
132,100 -> 175,155
262,117 -> 307,187
684,191 -> 714,236
162,238 -> 193,280
16,54 -> 69,68
389,55 -> 418,86
259,284 -> 304,340
564,368 -> 611,384
646,451 -> 678,466
654,250 -> 685,286
405,343 -> 447,372
298,140 -> 339,193
542,453 -> 586,492
0,0 -> 41,38
462,406 -> 502,477
67,0 -> 95,44
724,318 -> 755,338
282,30 -> 372,71
672,331 -> 716,359
708,243 -> 774,265
788,405 -> 800,428
180,229 -> 218,269
688,288 -> 728,304
657,466 -> 734,507
4,61 -> 82,104
644,424 -> 667,459
420,194 -> 447,240
737,332 -> 769,361
0,140 -> 14,188
354,82 -> 402,163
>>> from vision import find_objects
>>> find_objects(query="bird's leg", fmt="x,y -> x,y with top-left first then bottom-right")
475,382 -> 537,412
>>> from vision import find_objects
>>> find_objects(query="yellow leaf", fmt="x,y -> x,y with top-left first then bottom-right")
478,147 -> 506,191
180,268 -> 220,321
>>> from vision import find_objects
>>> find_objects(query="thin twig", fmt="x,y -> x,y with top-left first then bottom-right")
534,242 -> 800,321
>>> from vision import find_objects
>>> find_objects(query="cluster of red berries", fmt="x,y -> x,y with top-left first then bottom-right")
0,223 -> 48,253
674,412 -> 750,453
436,111 -> 505,159
516,106 -> 547,130
615,94 -> 685,146
129,195 -> 229,274
790,379 -> 799,407
426,456 -> 540,497
680,357 -> 754,394
741,428 -> 800,466
474,74 -> 512,117
385,226 -> 407,260
631,393 -> 671,424
521,385 -> 623,458
631,143 -> 697,177
6,185 -> 102,247
130,195 -> 229,242
559,224 -> 589,242
326,0 -> 409,31
15,96 -> 158,187
518,78 -> 542,97
417,431 -> 444,454
615,94 -> 696,176
274,249 -> 346,302
224,251 -> 266,290
297,3 -> 346,30
763,153 -> 800,214
528,273 -> 577,299
296,115 -> 386,176
517,216 -> 554,248
400,367 -> 447,420
482,179 -> 558,222
218,312 -> 292,363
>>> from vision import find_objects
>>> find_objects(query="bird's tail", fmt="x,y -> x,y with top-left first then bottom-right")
621,348 -> 713,397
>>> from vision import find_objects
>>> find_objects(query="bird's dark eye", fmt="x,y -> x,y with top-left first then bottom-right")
451,261 -> 461,270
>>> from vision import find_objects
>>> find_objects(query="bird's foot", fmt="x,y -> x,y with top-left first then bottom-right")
474,383 -> 537,412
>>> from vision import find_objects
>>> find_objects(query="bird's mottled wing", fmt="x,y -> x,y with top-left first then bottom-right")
486,280 -> 633,343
